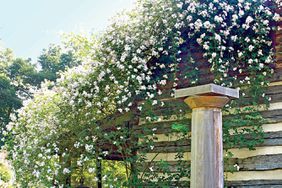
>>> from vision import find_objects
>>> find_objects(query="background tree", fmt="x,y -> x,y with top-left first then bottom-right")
0,34 -> 88,130
0,49 -> 39,128
38,45 -> 81,81
0,73 -> 21,128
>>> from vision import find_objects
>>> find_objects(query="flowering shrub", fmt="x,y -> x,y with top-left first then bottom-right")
4,0 -> 281,187
0,163 -> 12,185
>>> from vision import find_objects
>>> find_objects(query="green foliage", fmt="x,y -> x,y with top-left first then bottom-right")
0,35 -> 85,140
0,74 -> 21,126
171,123 -> 189,133
61,33 -> 97,61
38,45 -> 81,81
0,51 -> 40,130
0,163 -> 12,183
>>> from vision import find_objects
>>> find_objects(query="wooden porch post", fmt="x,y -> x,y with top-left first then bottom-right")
175,84 -> 239,188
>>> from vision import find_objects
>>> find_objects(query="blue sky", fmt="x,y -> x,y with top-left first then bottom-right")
0,0 -> 135,61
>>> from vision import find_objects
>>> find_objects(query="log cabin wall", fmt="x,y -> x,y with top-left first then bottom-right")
135,8 -> 282,188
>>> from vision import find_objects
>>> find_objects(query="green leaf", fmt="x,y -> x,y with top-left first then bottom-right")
171,123 -> 188,133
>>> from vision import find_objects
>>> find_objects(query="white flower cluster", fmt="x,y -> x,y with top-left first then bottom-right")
190,0 -> 278,87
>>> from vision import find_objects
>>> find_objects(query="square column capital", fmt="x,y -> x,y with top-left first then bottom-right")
175,84 -> 239,99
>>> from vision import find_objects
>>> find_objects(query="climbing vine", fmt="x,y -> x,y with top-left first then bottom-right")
4,0 -> 281,187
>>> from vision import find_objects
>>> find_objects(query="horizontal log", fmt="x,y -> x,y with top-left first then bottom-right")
136,180 -> 282,188
262,109 -> 282,122
139,87 -> 282,118
152,142 -> 190,153
262,122 -> 282,133
262,137 -> 282,147
143,154 -> 282,172
138,101 -> 282,124
269,81 -> 282,86
145,152 -> 191,162
145,131 -> 282,154
136,112 -> 282,136
235,154 -> 282,171
139,161 -> 189,173
137,181 -> 189,188
228,146 -> 282,159
145,146 -> 282,162
226,180 -> 282,187
226,169 -> 282,182
137,170 -> 282,187
144,122 -> 282,143
272,69 -> 282,82
137,180 -> 282,188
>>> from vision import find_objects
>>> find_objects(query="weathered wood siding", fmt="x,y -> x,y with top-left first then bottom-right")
137,12 -> 282,188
